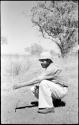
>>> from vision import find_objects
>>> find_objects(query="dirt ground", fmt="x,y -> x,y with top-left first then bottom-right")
1,54 -> 78,124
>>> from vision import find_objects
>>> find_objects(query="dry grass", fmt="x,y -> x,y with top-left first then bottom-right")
1,52 -> 78,124
1,54 -> 42,90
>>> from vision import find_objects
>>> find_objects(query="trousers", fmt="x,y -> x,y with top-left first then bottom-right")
31,80 -> 68,108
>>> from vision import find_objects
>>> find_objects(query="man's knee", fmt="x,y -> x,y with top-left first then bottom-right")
39,80 -> 49,87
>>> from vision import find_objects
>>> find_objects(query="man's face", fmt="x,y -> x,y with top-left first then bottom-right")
40,59 -> 50,68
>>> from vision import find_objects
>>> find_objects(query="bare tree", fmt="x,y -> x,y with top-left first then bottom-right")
31,1 -> 78,57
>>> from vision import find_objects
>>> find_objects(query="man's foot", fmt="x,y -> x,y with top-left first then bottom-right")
38,107 -> 55,114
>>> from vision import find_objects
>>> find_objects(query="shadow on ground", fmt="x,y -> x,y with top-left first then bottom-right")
15,99 -> 66,112
15,101 -> 38,112
53,99 -> 66,107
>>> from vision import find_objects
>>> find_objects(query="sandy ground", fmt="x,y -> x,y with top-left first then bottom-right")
1,54 -> 78,124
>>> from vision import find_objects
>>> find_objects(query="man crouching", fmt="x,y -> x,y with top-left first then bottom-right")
13,51 -> 68,114
30,52 -> 68,114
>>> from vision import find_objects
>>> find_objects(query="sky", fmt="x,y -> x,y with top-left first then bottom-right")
1,1 -> 40,54
1,1 -> 60,55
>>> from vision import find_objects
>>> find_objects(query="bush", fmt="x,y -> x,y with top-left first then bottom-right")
31,1 -> 78,57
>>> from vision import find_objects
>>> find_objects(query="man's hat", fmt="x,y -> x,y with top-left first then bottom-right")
39,51 -> 53,61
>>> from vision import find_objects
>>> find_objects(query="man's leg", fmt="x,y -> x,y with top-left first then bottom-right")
38,80 -> 68,113
39,80 -> 53,109
50,83 -> 68,99
31,80 -> 68,113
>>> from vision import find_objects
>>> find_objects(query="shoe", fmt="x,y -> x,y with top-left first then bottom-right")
38,107 -> 55,114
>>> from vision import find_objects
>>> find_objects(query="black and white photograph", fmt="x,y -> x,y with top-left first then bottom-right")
1,1 -> 78,124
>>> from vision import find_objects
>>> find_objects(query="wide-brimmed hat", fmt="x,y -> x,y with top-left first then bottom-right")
39,51 -> 53,61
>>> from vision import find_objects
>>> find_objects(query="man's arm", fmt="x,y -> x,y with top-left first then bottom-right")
39,63 -> 62,80
37,69 -> 62,81
13,78 -> 40,90
13,67 -> 62,90
13,71 -> 58,90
